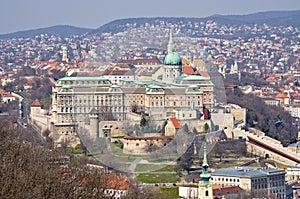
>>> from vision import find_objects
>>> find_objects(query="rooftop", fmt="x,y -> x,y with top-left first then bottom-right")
57,76 -> 110,82
31,99 -> 43,107
170,117 -> 181,129
176,74 -> 210,81
211,167 -> 285,178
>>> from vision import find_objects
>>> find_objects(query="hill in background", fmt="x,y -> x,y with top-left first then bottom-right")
0,25 -> 92,39
0,10 -> 299,39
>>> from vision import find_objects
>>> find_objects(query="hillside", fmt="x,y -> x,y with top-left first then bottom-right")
1,10 -> 299,39
0,25 -> 92,39
91,10 -> 300,36
209,10 -> 300,26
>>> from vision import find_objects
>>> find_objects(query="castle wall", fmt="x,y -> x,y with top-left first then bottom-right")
246,142 -> 297,165
248,128 -> 281,145
99,121 -> 125,137
123,137 -> 172,154
181,120 -> 212,133
52,124 -> 79,147
230,108 -> 246,123
126,112 -> 142,122
211,111 -> 234,131
30,113 -> 51,132
173,109 -> 197,120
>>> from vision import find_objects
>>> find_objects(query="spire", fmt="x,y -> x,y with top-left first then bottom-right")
198,142 -> 213,199
200,142 -> 211,185
167,28 -> 173,53
202,143 -> 209,167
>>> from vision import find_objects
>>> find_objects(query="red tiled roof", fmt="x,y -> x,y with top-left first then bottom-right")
213,185 -> 244,197
109,70 -> 133,76
266,76 -> 276,81
31,99 -> 42,107
0,88 -> 6,94
170,118 -> 181,129
275,93 -> 289,99
3,93 -> 14,98
106,173 -> 134,190
196,71 -> 210,77
77,173 -> 133,190
183,65 -> 195,75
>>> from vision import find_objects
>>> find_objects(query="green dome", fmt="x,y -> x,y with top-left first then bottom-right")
164,52 -> 182,65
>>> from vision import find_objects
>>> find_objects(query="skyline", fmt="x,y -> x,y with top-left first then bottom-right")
1,0 -> 300,34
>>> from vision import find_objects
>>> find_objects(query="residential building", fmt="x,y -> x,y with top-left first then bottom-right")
2,93 -> 16,103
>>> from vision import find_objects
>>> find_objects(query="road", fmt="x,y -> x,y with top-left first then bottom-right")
15,91 -> 45,145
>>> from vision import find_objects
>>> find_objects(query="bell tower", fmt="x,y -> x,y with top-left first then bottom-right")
198,143 -> 213,199
61,45 -> 68,62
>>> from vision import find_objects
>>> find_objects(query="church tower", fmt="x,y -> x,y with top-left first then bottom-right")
163,28 -> 182,83
61,45 -> 69,62
167,28 -> 173,53
198,143 -> 213,199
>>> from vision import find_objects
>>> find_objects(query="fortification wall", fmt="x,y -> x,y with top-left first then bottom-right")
246,142 -> 297,166
30,113 -> 51,132
123,137 -> 172,154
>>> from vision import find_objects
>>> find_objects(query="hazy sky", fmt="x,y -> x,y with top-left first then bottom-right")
1,0 -> 300,34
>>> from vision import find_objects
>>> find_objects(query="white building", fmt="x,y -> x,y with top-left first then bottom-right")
211,167 -> 286,198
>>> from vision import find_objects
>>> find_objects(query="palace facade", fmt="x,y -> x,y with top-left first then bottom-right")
49,30 -> 215,146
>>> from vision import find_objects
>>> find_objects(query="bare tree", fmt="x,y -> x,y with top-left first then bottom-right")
0,120 -> 162,199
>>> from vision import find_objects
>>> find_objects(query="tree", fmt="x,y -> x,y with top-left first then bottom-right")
43,129 -> 54,149
226,85 -> 298,146
182,123 -> 189,133
0,120 -> 162,199
204,123 -> 209,133
212,142 -> 223,162
177,146 -> 194,174
140,117 -> 147,127
192,127 -> 198,134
